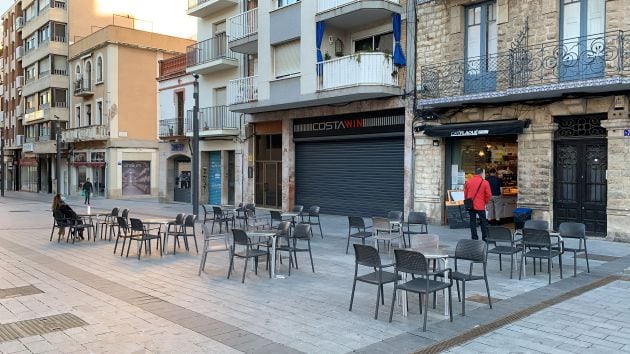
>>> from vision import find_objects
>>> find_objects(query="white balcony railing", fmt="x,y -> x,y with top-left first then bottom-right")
317,52 -> 399,91
227,8 -> 258,41
317,0 -> 399,13
62,125 -> 110,142
228,76 -> 258,105
15,46 -> 24,59
16,76 -> 24,89
15,16 -> 24,30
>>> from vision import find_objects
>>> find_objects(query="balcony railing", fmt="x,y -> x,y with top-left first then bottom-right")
159,118 -> 185,137
16,76 -> 24,89
228,76 -> 258,105
62,125 -> 109,142
158,54 -> 186,80
53,1 -> 66,9
15,46 -> 24,59
317,0 -> 399,13
227,8 -> 258,41
317,52 -> 399,91
420,31 -> 630,100
15,16 -> 24,30
186,34 -> 235,67
74,79 -> 93,96
185,106 -> 240,133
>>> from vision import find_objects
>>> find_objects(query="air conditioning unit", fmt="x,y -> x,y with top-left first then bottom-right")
16,134 -> 24,146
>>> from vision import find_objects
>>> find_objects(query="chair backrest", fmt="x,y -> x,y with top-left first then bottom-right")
411,234 -> 439,250
175,213 -> 186,225
524,219 -> 549,231
387,211 -> 403,222
522,228 -> 551,247
486,226 -> 513,243
232,228 -> 249,246
293,223 -> 311,239
270,210 -> 282,221
454,239 -> 487,262
394,249 -> 428,275
245,209 -> 256,219
372,217 -> 391,232
53,209 -> 67,225
292,205 -> 303,213
353,244 -> 382,268
129,218 -> 144,232
276,221 -> 291,238
111,207 -> 119,217
201,204 -> 208,216
348,216 -> 366,230
184,214 -> 196,227
121,208 -> 129,219
117,217 -> 129,231
245,203 -> 255,213
407,211 -> 427,225
308,206 -> 320,216
558,222 -> 586,239
212,206 -> 222,216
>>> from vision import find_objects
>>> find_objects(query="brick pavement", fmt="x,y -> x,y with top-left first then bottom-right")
1,193 -> 630,353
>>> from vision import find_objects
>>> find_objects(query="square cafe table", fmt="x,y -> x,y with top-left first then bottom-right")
246,231 -> 284,278
400,247 -> 450,317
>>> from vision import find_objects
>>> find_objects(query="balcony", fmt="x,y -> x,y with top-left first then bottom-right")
185,106 -> 240,136
419,31 -> 630,108
62,125 -> 110,143
74,79 -> 94,97
187,0 -> 238,18
15,76 -> 24,89
15,46 -> 24,60
158,54 -> 186,80
159,118 -> 185,138
186,34 -> 238,75
228,76 -> 258,105
23,1 -> 66,37
15,16 -> 24,31
318,52 -> 399,90
316,0 -> 402,29
22,36 -> 68,67
227,8 -> 258,54
23,70 -> 68,97
24,104 -> 68,124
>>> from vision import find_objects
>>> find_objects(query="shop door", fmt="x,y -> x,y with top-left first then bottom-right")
560,0 -> 605,81
554,139 -> 607,236
255,162 -> 281,209
208,151 -> 222,205
227,151 -> 235,205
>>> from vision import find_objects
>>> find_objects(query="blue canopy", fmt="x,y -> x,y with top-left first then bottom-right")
316,21 -> 325,75
392,13 -> 406,67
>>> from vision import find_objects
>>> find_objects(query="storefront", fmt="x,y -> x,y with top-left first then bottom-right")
293,109 -> 405,216
19,157 -> 38,192
71,151 -> 107,196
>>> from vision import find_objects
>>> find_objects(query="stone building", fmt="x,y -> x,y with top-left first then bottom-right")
414,0 -> 630,240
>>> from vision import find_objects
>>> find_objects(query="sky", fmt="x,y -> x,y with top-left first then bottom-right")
0,0 -> 197,39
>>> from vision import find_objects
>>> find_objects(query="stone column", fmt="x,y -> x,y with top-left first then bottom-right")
282,119 -> 294,211
413,134 -> 443,223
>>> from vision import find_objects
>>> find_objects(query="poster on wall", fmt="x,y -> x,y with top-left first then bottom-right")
122,161 -> 151,196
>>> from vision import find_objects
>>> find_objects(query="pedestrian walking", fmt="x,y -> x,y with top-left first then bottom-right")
485,168 -> 503,223
464,167 -> 492,241
82,178 -> 94,204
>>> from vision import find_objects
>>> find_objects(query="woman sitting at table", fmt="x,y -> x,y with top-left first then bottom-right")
52,194 -> 84,240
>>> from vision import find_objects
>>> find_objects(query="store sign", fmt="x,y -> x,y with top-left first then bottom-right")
450,129 -> 490,137
312,119 -> 364,131
22,143 -> 34,152
19,159 -> 38,166
293,109 -> 404,139
171,143 -> 185,152
91,152 -> 105,162
624,129 -> 630,137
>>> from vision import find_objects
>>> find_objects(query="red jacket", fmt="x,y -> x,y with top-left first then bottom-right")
464,175 -> 492,211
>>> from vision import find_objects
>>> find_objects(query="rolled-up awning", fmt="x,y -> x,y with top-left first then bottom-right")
414,119 -> 530,137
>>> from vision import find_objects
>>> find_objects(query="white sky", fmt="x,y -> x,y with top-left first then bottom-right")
0,0 -> 197,39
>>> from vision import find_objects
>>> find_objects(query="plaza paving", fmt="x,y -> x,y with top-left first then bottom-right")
0,192 -> 629,353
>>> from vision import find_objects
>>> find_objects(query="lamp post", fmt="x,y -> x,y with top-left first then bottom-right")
54,115 -> 61,195
1,127 -> 4,197
192,73 -> 200,217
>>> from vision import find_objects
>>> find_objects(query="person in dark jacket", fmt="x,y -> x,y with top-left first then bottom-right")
464,167 -> 492,241
52,193 -> 84,239
82,178 -> 93,204
485,168 -> 503,222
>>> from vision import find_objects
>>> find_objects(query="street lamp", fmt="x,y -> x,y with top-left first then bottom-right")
1,126 -> 4,197
192,73 -> 200,217
54,115 -> 61,195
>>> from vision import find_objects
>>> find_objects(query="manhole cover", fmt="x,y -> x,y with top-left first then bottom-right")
0,285 -> 43,299
0,313 -> 88,342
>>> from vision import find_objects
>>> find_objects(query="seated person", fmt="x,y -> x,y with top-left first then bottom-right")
52,194 -> 84,239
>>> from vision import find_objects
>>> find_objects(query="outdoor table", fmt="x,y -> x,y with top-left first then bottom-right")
281,212 -> 300,225
142,218 -> 174,254
400,247 -> 450,317
76,212 -> 106,239
246,231 -> 283,278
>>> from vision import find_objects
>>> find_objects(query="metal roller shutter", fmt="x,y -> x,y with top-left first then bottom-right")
295,138 -> 403,217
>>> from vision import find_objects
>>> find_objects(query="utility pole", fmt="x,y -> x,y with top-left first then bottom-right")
54,115 -> 61,195
192,74 -> 200,217
1,127 -> 4,197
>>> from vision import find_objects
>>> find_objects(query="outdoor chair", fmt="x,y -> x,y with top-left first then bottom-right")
404,212 -> 429,248
292,205 -> 304,222
198,223 -> 229,275
519,228 -> 563,284
303,206 -> 324,238
486,226 -> 521,279
234,203 -> 247,227
212,206 -> 234,233
120,208 -> 130,223
557,222 -> 589,277
244,209 -> 270,230
258,221 -> 290,265
349,244 -> 400,320
442,239 -> 491,316
372,217 -> 403,256
172,214 -> 198,254
114,217 -> 134,256
346,216 -> 373,254
270,210 -> 283,229
127,218 -> 163,260
388,249 -> 453,331
228,229 -> 271,283
98,207 -> 119,240
276,223 -> 314,275
410,234 -> 440,270
521,219 -> 550,271
50,210 -> 73,242
50,210 -> 90,243
200,205 -> 213,224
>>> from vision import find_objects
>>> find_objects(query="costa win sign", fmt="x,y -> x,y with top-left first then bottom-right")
293,109 -> 404,139
312,119 -> 364,131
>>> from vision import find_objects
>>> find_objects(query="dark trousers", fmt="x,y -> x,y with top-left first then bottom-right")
468,210 -> 489,241
84,192 -> 90,204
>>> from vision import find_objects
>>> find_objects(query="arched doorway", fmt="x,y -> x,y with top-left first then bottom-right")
171,155 -> 191,202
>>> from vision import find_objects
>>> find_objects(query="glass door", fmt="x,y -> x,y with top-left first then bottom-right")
560,0 -> 605,81
464,1 -> 497,93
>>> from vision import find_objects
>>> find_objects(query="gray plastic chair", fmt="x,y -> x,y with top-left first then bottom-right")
519,228 -> 563,284
404,212 -> 429,248
346,216 -> 372,254
558,222 -> 589,277
228,229 -> 270,283
448,239 -> 491,316
486,226 -> 520,279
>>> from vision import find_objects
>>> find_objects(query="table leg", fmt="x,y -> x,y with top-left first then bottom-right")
443,258 -> 449,317
163,225 -> 169,255
401,272 -> 408,317
270,235 -> 278,278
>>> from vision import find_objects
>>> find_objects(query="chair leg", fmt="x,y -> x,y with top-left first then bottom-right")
308,240 -> 315,272
192,234 -> 199,254
484,273 -> 492,309
559,253 -> 563,279
227,250 -> 234,279
419,294 -> 422,314
518,252 -> 524,280
584,239 -> 590,272
138,239 -> 143,260
456,280 -> 461,302
380,285 -> 385,305
462,280 -> 466,316
346,236 -> 351,254
448,286 -> 453,323
242,257 -> 248,283
499,254 -> 502,271
388,285 -> 397,322
573,250 -> 577,277
510,253 -> 514,279
198,251 -> 208,276
374,283 -> 381,320
349,278 -> 357,311
422,290 -> 429,331
319,221 -> 323,239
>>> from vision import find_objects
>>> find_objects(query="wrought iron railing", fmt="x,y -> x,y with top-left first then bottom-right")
186,34 -> 235,68
74,79 -> 93,95
159,118 -> 185,137
185,106 -> 239,133
419,31 -> 630,99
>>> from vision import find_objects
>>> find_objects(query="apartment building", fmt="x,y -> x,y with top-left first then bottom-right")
225,0 -> 414,216
413,0 -> 630,240
159,0 -> 247,206
64,25 -> 193,199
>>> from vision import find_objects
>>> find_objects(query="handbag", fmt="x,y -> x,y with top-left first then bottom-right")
81,190 -> 85,197
464,180 -> 483,211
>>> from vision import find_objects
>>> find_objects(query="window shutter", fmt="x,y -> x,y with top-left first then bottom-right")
274,40 -> 300,78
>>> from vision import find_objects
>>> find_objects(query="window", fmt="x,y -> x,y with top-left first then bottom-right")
39,0 -> 50,11
96,56 -> 103,82
277,0 -> 299,8
25,65 -> 36,82
273,40 -> 300,79
25,34 -> 37,52
214,21 -> 226,35
354,32 -> 394,54
25,95 -> 36,112
96,101 -> 103,125
463,1 -> 497,93
25,5 -> 36,22
38,57 -> 50,77
75,106 -> 81,127
84,60 -> 92,86
39,23 -> 50,43
85,104 -> 92,125
38,90 -> 50,108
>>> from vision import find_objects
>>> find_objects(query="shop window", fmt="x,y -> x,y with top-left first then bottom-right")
354,32 -> 394,54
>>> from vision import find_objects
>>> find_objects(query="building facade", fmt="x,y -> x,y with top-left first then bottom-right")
225,0 -> 414,216
63,25 -> 193,198
414,0 -> 630,240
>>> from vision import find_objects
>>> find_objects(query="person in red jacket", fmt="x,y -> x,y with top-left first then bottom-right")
464,167 -> 492,240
